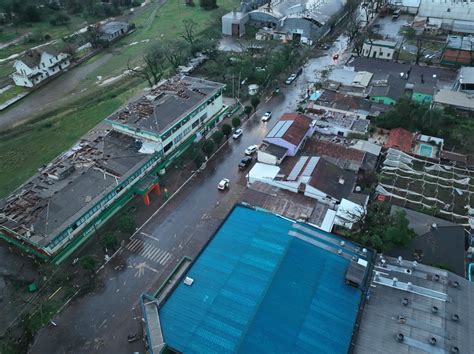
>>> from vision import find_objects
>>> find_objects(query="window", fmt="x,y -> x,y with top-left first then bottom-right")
163,141 -> 173,153
192,119 -> 200,129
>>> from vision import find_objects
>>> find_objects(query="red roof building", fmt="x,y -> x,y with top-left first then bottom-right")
264,113 -> 315,156
384,127 -> 414,153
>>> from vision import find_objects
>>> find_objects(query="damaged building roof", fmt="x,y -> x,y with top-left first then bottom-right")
0,131 -> 150,249
107,76 -> 224,136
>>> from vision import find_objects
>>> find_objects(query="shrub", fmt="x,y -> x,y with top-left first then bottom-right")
232,117 -> 241,128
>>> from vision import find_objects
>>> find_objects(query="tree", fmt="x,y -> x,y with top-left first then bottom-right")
199,0 -> 217,10
164,40 -> 187,70
100,231 -> 118,251
202,140 -> 214,156
345,9 -> 362,43
221,123 -> 232,137
128,44 -> 166,88
232,117 -> 241,128
400,27 -> 426,64
244,105 -> 252,118
181,19 -> 197,53
80,256 -> 96,273
250,96 -> 260,112
349,202 -> 417,252
86,24 -> 104,49
212,131 -> 224,145
50,12 -> 70,26
119,215 -> 136,234
23,5 -> 41,23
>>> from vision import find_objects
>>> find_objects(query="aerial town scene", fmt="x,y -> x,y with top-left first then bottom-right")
0,0 -> 473,353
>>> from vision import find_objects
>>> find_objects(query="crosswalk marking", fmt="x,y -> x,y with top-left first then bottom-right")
160,253 -> 172,265
125,238 -> 172,266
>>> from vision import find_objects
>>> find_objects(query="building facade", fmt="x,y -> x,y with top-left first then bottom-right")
0,77 -> 227,264
11,48 -> 70,87
362,40 -> 397,60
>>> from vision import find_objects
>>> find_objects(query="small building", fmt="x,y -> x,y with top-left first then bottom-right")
263,113 -> 315,156
221,10 -> 249,37
389,206 -> 466,276
11,47 -> 70,88
362,40 -> 397,60
308,90 -> 373,119
310,110 -> 370,138
441,36 -> 474,67
433,89 -> 474,112
325,69 -> 373,97
257,141 -> 288,165
367,74 -> 405,105
384,127 -> 414,153
99,21 -> 130,42
454,66 -> 474,93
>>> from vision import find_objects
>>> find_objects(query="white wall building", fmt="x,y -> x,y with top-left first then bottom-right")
11,48 -> 70,88
362,40 -> 397,60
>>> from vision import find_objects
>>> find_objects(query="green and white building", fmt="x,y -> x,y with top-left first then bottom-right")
0,76 -> 227,264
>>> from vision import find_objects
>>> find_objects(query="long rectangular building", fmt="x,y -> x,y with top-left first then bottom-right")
0,76 -> 227,264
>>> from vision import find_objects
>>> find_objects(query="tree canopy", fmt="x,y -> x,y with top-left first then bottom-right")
349,202 -> 417,252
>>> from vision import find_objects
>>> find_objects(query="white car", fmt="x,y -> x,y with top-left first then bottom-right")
261,111 -> 272,122
218,178 -> 230,190
285,74 -> 297,85
245,145 -> 258,155
233,128 -> 243,139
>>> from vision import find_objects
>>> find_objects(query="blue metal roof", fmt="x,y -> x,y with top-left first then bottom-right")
160,206 -> 368,353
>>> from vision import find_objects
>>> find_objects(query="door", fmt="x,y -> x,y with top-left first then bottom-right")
232,24 -> 240,36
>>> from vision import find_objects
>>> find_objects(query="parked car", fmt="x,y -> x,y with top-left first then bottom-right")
239,156 -> 253,170
285,74 -> 297,85
232,128 -> 243,139
261,111 -> 272,122
245,145 -> 258,155
218,178 -> 230,190
392,9 -> 400,19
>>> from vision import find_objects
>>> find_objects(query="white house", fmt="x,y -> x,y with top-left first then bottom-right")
362,40 -> 397,60
11,48 -> 70,88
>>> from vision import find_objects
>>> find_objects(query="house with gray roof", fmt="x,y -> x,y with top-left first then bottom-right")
99,21 -> 130,42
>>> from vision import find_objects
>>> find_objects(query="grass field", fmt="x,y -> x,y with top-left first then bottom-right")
0,85 -> 27,104
0,78 -> 140,197
0,0 -> 238,198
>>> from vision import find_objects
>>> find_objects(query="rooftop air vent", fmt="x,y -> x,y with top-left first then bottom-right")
452,280 -> 460,288
402,298 -> 409,306
451,346 -> 459,353
429,337 -> 437,346
398,315 -> 407,324
452,314 -> 460,322
432,306 -> 439,314
184,277 -> 194,286
340,240 -> 345,247
392,277 -> 398,286
396,333 -> 404,343
434,274 -> 440,281
397,256 -> 403,264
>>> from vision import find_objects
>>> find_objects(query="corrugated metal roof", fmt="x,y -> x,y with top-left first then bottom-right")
288,156 -> 309,180
267,120 -> 293,138
159,206 -> 368,353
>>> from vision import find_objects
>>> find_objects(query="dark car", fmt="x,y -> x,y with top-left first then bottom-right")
296,67 -> 303,76
239,156 -> 253,169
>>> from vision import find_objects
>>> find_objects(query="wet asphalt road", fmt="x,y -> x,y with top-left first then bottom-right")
29,36 -> 350,354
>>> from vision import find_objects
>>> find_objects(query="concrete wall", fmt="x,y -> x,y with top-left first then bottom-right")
257,150 -> 279,165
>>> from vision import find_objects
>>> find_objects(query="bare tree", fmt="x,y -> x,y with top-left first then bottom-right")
164,40 -> 187,70
345,10 -> 362,43
180,19 -> 197,52
128,45 -> 166,88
